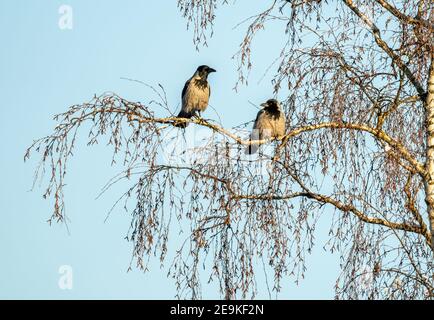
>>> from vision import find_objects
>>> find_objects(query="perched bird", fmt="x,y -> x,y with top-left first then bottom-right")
246,99 -> 286,154
175,65 -> 216,128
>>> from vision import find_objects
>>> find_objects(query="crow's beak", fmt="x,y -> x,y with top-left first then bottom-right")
208,68 -> 216,73
260,103 -> 268,108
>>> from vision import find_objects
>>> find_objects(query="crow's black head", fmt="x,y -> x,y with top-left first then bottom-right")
261,99 -> 280,110
196,65 -> 216,79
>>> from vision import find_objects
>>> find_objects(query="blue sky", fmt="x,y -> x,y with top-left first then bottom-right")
0,0 -> 340,299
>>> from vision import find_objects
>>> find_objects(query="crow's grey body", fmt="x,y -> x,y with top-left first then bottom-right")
175,65 -> 216,128
246,99 -> 286,154
179,77 -> 210,117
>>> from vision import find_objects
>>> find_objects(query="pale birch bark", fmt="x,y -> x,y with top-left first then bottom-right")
426,54 -> 434,250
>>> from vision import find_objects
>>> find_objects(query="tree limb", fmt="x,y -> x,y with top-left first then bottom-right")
374,0 -> 434,32
342,0 -> 427,100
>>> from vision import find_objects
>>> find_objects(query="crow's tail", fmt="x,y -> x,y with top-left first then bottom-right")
174,110 -> 192,128
245,143 -> 259,155
245,130 -> 262,155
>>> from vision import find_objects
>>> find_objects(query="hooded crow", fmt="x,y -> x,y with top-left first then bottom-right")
174,65 -> 216,128
246,99 -> 286,154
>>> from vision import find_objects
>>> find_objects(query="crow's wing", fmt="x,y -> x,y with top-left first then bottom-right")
177,79 -> 192,121
246,110 -> 265,155
253,109 -> 265,130
181,79 -> 190,101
